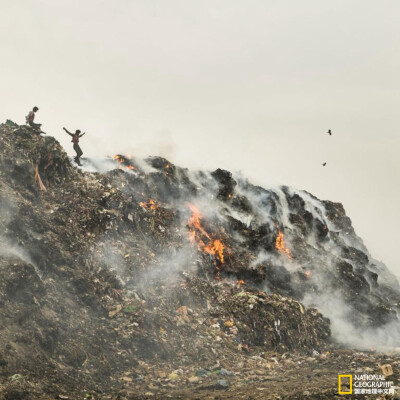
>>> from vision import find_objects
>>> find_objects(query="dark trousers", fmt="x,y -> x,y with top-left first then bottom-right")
29,121 -> 41,129
73,143 -> 83,163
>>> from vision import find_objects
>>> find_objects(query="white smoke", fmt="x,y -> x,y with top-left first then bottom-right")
0,236 -> 43,280
0,197 -> 43,279
78,154 -> 400,350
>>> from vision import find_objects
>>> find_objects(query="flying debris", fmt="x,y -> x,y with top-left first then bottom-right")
322,162 -> 327,166
327,129 -> 332,135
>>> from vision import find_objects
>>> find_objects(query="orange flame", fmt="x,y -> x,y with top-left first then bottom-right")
275,229 -> 292,259
187,204 -> 225,265
165,163 -> 171,175
139,199 -> 157,211
204,239 -> 225,263
188,204 -> 211,241
113,155 -> 136,171
304,270 -> 311,277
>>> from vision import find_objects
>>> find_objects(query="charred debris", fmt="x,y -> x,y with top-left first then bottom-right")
0,121 -> 399,398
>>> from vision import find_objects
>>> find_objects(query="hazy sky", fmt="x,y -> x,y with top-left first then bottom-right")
1,1 -> 399,273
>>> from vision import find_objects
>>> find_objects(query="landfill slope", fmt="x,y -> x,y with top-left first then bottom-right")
0,121 -> 399,400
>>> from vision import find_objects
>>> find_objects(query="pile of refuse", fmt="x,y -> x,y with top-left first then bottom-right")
0,121 -> 399,399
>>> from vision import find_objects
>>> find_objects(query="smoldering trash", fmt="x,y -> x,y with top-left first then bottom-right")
1,122 -> 400,399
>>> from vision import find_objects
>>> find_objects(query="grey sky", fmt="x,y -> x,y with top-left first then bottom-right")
1,0 -> 399,273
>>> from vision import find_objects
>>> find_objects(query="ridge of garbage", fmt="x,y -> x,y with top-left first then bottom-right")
0,121 -> 399,399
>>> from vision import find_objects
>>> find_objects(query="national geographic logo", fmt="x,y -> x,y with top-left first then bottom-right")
338,370 -> 395,396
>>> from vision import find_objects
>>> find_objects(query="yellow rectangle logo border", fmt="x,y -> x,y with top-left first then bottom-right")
338,374 -> 353,395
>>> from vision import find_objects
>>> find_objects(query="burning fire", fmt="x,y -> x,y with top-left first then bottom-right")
113,155 -> 135,171
304,270 -> 311,277
139,199 -> 157,211
204,239 -> 224,263
188,204 -> 211,242
186,204 -> 225,265
275,228 -> 292,259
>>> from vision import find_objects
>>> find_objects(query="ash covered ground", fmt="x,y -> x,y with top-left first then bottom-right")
1,121 -> 400,399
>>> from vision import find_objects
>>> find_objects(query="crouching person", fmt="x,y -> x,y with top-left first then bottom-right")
26,106 -> 44,133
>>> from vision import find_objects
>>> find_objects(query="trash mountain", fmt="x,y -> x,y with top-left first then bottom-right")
0,121 -> 399,399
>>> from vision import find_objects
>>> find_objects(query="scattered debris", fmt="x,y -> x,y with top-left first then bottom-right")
0,121 -> 399,399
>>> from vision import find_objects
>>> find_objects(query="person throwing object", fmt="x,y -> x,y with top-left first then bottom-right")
63,127 -> 86,166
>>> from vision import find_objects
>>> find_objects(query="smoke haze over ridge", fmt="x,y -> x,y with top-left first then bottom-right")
1,0 -> 399,275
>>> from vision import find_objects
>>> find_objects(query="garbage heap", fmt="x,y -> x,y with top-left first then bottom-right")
0,121 -> 397,398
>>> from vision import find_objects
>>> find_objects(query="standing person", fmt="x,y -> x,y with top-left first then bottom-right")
63,127 -> 86,166
26,106 -> 43,131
